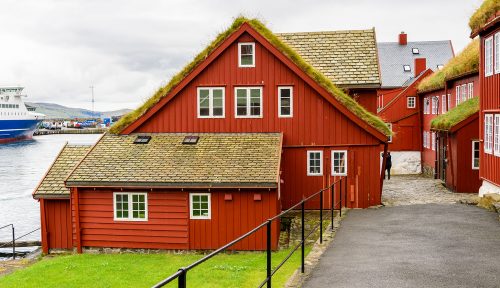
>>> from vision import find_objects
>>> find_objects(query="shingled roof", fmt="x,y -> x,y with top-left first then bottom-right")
66,133 -> 282,188
276,29 -> 380,88
378,40 -> 454,88
33,144 -> 91,199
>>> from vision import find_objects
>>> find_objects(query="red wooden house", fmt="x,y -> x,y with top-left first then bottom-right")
417,40 -> 480,192
33,18 -> 390,253
470,1 -> 500,196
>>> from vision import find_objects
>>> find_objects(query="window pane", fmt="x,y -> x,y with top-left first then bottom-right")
280,88 -> 290,99
123,211 -> 129,218
199,108 -> 210,116
250,89 -> 261,98
201,195 -> 208,202
133,203 -> 138,210
117,211 -> 122,218
193,195 -> 200,202
133,211 -> 138,218
281,107 -> 290,115
193,210 -> 200,216
241,44 -> 253,55
281,98 -> 291,107
213,108 -> 223,116
201,203 -> 208,209
241,55 -> 253,65
193,202 -> 200,209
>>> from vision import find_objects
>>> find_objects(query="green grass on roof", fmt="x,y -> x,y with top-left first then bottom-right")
469,0 -> 500,33
418,39 -> 479,93
109,17 -> 391,137
431,97 -> 479,131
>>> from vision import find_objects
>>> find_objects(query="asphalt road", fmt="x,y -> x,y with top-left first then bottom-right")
303,204 -> 500,288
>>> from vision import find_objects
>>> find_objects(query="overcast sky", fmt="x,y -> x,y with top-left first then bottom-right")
0,0 -> 483,111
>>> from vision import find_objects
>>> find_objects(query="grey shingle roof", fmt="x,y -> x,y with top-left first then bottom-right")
377,41 -> 454,88
33,144 -> 91,198
277,29 -> 381,88
66,133 -> 282,188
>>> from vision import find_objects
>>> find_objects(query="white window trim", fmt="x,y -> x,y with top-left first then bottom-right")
407,97 -> 416,108
461,84 -> 467,103
278,86 -> 293,118
495,32 -> 500,74
197,87 -> 225,118
238,42 -> 255,68
472,140 -> 480,170
431,132 -> 436,151
467,83 -> 474,99
431,97 -> 438,115
386,123 -> 393,143
234,87 -> 263,118
485,37 -> 493,77
189,193 -> 211,220
485,114 -> 493,154
307,150 -> 323,176
494,114 -> 500,156
113,192 -> 148,221
331,150 -> 348,176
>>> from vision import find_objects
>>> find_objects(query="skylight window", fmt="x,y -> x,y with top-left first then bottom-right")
412,48 -> 419,54
403,65 -> 411,72
182,135 -> 199,145
134,135 -> 152,144
437,64 -> 444,70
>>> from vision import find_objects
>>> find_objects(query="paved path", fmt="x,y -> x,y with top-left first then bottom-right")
303,176 -> 500,288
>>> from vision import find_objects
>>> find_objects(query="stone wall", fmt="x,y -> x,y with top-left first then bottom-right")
422,164 -> 434,177
479,180 -> 500,197
388,151 -> 422,175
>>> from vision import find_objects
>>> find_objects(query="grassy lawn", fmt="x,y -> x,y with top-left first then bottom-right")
0,247 -> 311,288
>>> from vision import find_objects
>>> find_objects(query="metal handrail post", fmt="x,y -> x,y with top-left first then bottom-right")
301,201 -> 305,273
178,268 -> 186,288
266,220 -> 272,288
12,225 -> 15,260
339,178 -> 343,217
319,190 -> 323,244
331,184 -> 334,230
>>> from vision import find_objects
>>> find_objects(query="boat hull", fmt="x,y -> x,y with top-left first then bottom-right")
0,119 -> 41,143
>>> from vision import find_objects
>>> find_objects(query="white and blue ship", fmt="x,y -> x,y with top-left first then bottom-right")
0,87 -> 44,143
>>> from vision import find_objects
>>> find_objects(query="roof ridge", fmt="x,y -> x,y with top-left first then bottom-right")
276,29 -> 374,35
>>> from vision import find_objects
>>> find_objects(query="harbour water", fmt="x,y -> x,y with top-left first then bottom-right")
0,134 -> 101,242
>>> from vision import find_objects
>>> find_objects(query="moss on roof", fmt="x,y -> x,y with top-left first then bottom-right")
431,97 -> 479,131
109,17 -> 390,136
418,39 -> 479,93
469,0 -> 500,33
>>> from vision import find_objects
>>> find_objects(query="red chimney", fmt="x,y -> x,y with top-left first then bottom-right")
414,58 -> 427,77
399,32 -> 407,45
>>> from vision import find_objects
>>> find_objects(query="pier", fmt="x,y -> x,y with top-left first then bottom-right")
34,128 -> 106,136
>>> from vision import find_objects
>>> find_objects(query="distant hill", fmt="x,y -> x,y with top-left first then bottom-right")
26,102 -> 132,119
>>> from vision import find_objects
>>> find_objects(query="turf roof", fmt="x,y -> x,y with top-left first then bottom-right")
431,97 -> 479,131
109,17 -> 391,136
417,39 -> 479,93
469,0 -> 500,33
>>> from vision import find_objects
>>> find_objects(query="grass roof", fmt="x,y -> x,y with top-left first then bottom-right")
418,39 -> 479,93
109,17 -> 391,136
431,97 -> 479,131
469,0 -> 500,33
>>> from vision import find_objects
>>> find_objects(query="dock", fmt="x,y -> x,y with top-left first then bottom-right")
34,128 -> 106,136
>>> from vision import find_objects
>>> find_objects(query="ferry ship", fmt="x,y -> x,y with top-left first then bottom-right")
0,86 -> 44,143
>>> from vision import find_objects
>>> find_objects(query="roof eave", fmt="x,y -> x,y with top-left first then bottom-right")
33,194 -> 70,200
470,15 -> 500,38
65,181 -> 278,189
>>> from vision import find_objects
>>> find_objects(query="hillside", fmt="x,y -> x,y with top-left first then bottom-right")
26,102 -> 132,119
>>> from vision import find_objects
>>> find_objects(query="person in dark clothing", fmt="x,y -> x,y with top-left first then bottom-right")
385,152 -> 392,180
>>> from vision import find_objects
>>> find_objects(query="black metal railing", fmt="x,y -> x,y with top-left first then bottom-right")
0,224 -> 40,260
153,176 -> 347,288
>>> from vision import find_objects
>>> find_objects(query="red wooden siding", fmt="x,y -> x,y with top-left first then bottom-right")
351,89 -> 378,114
41,199 -> 72,251
480,27 -> 500,187
72,190 -> 190,250
189,190 -> 279,250
130,32 -> 383,208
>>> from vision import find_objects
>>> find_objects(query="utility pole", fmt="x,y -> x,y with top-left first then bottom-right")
89,85 -> 94,119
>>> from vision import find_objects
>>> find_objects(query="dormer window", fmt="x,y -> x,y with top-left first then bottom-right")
412,48 -> 419,54
403,65 -> 411,72
238,42 -> 255,67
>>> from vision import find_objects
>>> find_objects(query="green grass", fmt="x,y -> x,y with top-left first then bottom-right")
110,16 -> 390,137
431,97 -> 479,131
418,39 -> 479,93
469,0 -> 500,33
0,247 -> 311,288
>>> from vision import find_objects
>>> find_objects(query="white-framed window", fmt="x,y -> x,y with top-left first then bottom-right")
113,192 -> 148,221
472,141 -> 480,169
447,94 -> 451,111
431,132 -> 436,151
495,33 -> 500,74
424,98 -> 430,114
238,42 -> 255,67
467,83 -> 474,99
386,123 -> 393,142
407,97 -> 416,108
235,87 -> 262,118
461,84 -> 467,103
190,193 -> 211,219
485,36 -> 493,77
307,150 -> 323,176
441,95 -> 447,113
431,97 -> 438,114
331,150 -> 348,176
455,86 -> 460,106
278,86 -> 293,117
485,114 -> 493,154
197,87 -> 225,118
423,131 -> 427,148
494,114 -> 500,156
